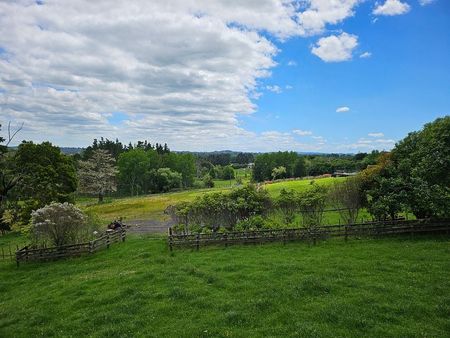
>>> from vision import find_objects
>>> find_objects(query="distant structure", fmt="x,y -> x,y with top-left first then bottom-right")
331,170 -> 357,177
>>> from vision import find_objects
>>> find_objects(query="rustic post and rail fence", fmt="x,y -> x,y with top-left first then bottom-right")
15,228 -> 126,266
168,219 -> 450,251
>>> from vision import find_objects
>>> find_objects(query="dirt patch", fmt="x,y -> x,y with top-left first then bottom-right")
125,219 -> 173,234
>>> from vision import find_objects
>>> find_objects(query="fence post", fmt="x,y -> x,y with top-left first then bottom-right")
106,233 -> 110,249
168,228 -> 173,252
89,241 -> 94,254
196,234 -> 200,251
345,226 -> 348,242
224,232 -> 228,248
121,229 -> 126,242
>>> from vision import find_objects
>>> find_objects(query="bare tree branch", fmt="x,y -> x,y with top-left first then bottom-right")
6,121 -> 24,147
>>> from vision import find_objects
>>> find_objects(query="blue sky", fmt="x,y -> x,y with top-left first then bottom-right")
0,0 -> 449,152
246,0 -> 450,150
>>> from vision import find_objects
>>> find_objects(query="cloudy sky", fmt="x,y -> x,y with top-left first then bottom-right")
1,0 -> 449,152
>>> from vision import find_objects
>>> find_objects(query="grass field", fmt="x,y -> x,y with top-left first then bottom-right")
79,177 -> 345,223
1,233 -> 449,337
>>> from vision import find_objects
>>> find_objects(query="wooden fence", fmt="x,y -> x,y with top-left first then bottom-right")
16,228 -> 126,265
0,244 -> 16,261
168,219 -> 450,250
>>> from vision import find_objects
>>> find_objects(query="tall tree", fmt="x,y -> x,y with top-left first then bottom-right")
78,149 -> 117,202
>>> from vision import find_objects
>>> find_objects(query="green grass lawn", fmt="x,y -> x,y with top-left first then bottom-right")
79,177 -> 346,223
1,234 -> 449,337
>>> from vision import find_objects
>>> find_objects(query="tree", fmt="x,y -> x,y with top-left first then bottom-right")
117,148 -> 149,195
362,116 -> 450,220
14,141 -> 77,206
328,177 -> 364,224
298,184 -> 327,228
148,168 -> 182,193
276,189 -> 300,224
0,122 -> 23,204
78,149 -> 117,202
30,202 -> 88,247
222,165 -> 235,180
271,166 -> 286,180
202,174 -> 214,188
294,157 -> 307,178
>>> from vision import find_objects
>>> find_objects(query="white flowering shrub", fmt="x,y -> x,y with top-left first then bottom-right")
31,202 -> 91,247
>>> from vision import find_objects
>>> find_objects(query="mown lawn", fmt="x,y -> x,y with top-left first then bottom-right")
1,234 -> 449,337
79,177 -> 345,222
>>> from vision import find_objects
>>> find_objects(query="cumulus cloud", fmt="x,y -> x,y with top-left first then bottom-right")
297,0 -> 361,35
360,51 -> 372,58
336,106 -> 350,113
266,85 -> 283,94
334,137 -> 395,151
293,129 -> 313,136
0,0 -> 367,151
373,0 -> 411,16
311,33 -> 358,62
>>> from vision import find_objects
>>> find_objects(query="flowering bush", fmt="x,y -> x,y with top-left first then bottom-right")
31,202 -> 93,247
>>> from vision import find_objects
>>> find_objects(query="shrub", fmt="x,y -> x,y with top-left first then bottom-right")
30,202 -> 94,247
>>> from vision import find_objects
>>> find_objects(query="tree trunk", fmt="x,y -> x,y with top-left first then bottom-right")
98,192 -> 104,203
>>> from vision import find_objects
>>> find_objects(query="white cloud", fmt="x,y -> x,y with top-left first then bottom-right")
368,132 -> 384,137
266,85 -> 282,93
360,51 -> 372,58
373,0 -> 411,16
293,129 -> 313,136
297,0 -> 361,35
418,0 -> 436,6
336,106 -> 350,113
311,32 -> 358,62
287,60 -> 297,66
285,85 -> 293,90
0,0 -> 366,151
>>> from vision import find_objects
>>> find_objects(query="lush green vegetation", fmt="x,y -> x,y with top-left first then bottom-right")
79,177 -> 345,223
361,116 -> 450,220
1,234 -> 449,337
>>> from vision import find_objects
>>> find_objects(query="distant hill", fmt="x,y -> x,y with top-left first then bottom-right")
60,147 -> 84,155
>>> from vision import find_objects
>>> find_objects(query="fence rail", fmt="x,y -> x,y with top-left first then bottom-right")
168,219 -> 450,250
16,228 -> 126,265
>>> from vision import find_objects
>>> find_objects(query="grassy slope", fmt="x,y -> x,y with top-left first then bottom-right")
0,234 -> 449,337
80,177 -> 345,222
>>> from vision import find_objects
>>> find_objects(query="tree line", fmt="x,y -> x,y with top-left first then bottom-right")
252,151 -> 382,182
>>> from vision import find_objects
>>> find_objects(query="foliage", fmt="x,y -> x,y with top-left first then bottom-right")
271,166 -> 287,180
148,168 -> 182,193
235,215 -> 267,231
78,149 -> 117,202
276,188 -> 300,224
202,174 -> 214,188
363,116 -> 450,220
117,148 -> 149,195
298,183 -> 327,228
117,148 -> 195,194
30,202 -> 90,247
221,165 -> 235,180
168,185 -> 272,233
253,151 -> 302,181
11,142 -> 77,225
328,177 -> 364,224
